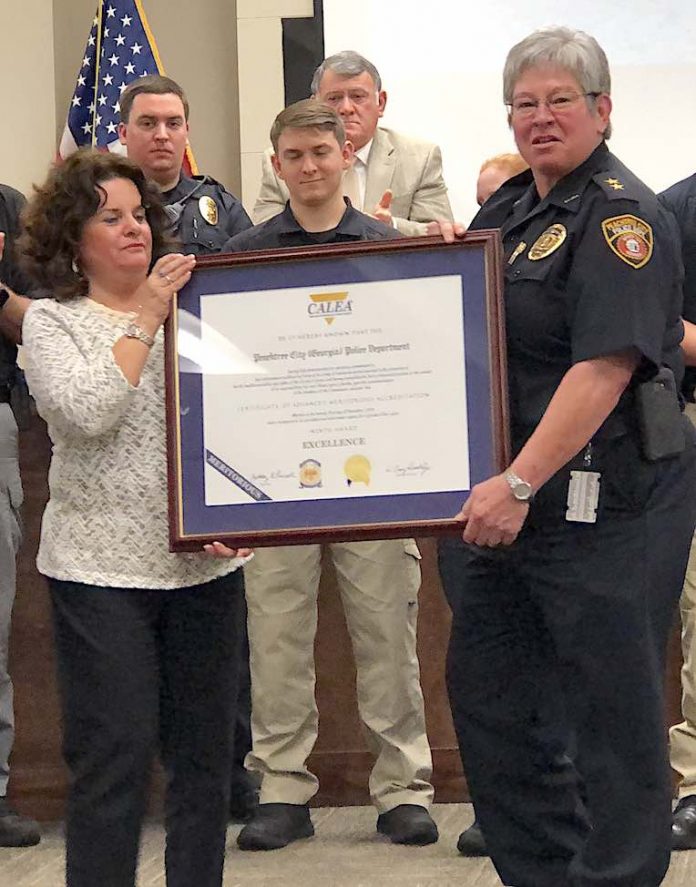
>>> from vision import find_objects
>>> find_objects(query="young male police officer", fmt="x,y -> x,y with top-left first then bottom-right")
118,75 -> 251,254
222,100 -> 437,851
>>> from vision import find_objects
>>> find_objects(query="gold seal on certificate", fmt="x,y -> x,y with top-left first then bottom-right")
299,459 -> 322,488
344,455 -> 371,487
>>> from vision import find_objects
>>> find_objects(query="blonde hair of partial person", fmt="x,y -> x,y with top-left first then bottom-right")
476,153 -> 529,205
503,26 -> 612,139
270,100 -> 346,153
479,153 -> 529,178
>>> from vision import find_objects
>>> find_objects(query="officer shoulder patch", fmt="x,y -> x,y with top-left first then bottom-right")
199,195 -> 218,225
601,214 -> 653,269
528,224 -> 567,261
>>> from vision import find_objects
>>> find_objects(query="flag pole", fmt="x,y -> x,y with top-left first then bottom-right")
134,0 -> 199,175
91,0 -> 104,146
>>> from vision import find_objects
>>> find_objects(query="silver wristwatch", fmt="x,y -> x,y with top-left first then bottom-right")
504,469 -> 534,502
124,322 -> 155,348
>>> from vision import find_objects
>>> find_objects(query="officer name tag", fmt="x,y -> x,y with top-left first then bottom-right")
566,470 -> 601,523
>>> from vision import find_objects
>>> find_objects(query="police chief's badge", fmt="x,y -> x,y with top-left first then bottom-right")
601,214 -> 653,269
528,224 -> 567,261
198,196 -> 218,226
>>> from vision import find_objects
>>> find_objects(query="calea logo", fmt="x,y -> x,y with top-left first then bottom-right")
308,291 -> 352,325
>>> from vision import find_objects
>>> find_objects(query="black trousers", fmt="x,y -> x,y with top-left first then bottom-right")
441,444 -> 696,887
49,571 -> 243,887
231,592 -> 253,794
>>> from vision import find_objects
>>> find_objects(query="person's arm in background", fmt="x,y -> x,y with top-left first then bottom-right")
385,144 -> 453,237
0,188 -> 33,343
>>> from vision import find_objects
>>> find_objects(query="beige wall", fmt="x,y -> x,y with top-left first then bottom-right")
0,1 -> 56,196
237,0 -> 313,209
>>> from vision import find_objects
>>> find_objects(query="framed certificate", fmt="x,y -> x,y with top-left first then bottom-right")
165,232 -> 508,550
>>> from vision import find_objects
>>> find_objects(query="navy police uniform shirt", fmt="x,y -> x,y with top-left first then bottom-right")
659,173 -> 696,400
222,199 -> 401,252
471,143 -> 684,448
0,184 -> 30,390
162,174 -> 252,256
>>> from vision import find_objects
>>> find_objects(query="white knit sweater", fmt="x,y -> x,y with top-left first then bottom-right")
23,297 -> 240,589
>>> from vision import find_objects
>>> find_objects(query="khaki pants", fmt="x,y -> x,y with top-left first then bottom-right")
0,404 -> 22,798
671,401 -> 696,798
243,539 -> 434,813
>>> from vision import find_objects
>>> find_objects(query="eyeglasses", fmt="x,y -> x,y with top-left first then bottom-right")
507,92 -> 601,119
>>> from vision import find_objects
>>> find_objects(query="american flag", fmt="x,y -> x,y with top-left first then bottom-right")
59,0 -> 196,173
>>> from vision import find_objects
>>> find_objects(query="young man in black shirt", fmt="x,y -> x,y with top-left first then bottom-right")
225,102 -> 437,852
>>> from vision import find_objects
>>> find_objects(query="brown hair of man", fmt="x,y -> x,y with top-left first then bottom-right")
19,149 -> 173,302
270,99 -> 346,153
119,74 -> 190,124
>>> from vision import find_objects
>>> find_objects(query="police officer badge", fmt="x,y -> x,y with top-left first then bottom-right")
198,196 -> 218,226
528,224 -> 567,260
601,214 -> 653,269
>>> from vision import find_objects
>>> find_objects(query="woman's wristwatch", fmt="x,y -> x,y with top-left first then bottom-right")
124,322 -> 155,348
504,469 -> 534,502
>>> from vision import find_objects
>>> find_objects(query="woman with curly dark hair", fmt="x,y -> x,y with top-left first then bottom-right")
19,149 -> 249,887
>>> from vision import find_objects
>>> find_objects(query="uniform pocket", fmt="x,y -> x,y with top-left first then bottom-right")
595,435 -> 658,516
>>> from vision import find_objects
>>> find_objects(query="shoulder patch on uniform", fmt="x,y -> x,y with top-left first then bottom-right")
199,195 -> 218,225
528,224 -> 567,261
601,214 -> 653,269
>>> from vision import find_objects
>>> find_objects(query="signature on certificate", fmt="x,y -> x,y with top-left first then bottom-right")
387,462 -> 431,478
251,469 -> 295,483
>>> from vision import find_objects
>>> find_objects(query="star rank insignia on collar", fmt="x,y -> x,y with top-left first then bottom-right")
604,178 -> 624,191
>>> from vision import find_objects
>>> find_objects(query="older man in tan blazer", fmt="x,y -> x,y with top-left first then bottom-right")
252,51 -> 453,236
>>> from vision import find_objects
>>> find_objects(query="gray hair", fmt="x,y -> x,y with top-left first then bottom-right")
310,51 -> 382,95
503,26 -> 612,138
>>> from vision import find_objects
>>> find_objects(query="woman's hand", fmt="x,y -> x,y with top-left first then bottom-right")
203,541 -> 254,559
456,474 -> 529,547
135,253 -> 196,333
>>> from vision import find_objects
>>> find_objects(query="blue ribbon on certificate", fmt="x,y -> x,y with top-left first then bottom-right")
205,450 -> 272,502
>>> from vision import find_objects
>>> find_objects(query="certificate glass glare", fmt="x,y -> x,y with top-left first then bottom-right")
165,234 -> 508,550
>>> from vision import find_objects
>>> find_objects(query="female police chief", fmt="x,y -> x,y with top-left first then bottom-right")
437,26 -> 696,887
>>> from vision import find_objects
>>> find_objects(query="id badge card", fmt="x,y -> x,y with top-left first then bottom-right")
566,470 -> 601,523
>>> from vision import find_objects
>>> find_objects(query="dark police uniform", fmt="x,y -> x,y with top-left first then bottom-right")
660,174 -> 696,401
0,185 -> 28,398
222,197 -> 400,252
162,174 -> 251,255
440,144 -> 696,887
659,174 -> 696,828
0,184 -> 30,809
